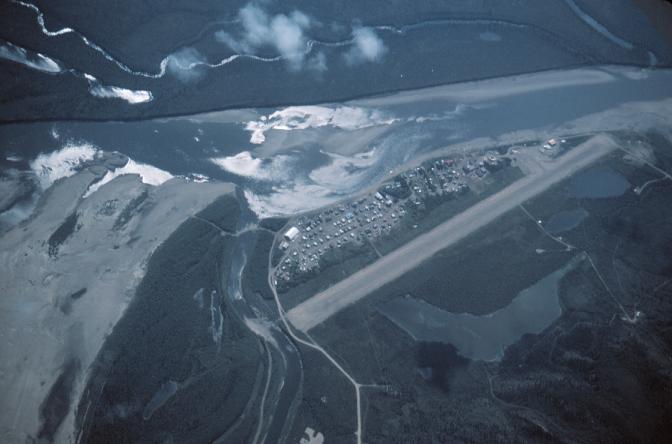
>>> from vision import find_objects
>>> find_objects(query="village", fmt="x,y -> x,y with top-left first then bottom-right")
273,146 -> 516,286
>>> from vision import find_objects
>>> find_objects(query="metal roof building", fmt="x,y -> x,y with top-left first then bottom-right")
284,226 -> 300,241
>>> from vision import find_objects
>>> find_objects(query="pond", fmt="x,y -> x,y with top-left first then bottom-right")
377,256 -> 581,361
568,167 -> 630,199
545,208 -> 589,233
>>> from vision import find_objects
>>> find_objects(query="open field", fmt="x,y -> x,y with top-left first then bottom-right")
287,134 -> 619,331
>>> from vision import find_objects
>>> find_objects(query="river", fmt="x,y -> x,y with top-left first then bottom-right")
218,188 -> 302,444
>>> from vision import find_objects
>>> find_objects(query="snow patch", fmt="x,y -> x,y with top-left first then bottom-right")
210,151 -> 292,181
84,158 -> 173,197
30,143 -> 98,189
85,74 -> 153,104
88,84 -> 153,104
300,427 -> 325,444
235,146 -> 388,217
245,105 -> 396,144
242,145 -> 386,217
184,173 -> 210,183
308,148 -> 378,192
244,184 -> 336,218
0,41 -> 62,73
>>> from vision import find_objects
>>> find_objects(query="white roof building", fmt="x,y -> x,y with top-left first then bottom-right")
284,226 -> 300,241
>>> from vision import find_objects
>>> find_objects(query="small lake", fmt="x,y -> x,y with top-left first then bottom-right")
568,167 -> 630,198
545,208 -> 589,233
377,257 -> 581,361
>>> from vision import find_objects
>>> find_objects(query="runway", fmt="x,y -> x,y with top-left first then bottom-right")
287,134 -> 619,331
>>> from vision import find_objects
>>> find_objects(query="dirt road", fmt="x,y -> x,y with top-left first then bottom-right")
287,135 -> 619,331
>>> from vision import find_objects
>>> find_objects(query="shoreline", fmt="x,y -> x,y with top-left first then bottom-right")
1,63 -> 669,125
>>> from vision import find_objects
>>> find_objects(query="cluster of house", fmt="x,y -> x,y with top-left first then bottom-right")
275,193 -> 408,279
273,150 -> 508,284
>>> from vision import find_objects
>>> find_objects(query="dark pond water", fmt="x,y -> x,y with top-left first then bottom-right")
545,208 -> 589,233
378,257 -> 580,361
568,167 -> 630,198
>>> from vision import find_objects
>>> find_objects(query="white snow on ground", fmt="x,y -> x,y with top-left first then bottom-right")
211,146 -> 384,217
210,151 -> 292,181
308,148 -> 378,191
29,143 -> 98,189
84,158 -> 173,197
0,41 -> 151,103
29,142 -> 172,197
0,41 -> 62,73
215,146 -> 385,217
184,173 -> 210,183
244,184 -> 336,218
300,427 -> 325,444
245,105 -> 397,144
211,151 -> 264,178
210,147 -> 343,216
210,110 -> 396,217
84,73 -> 153,104
88,83 -> 153,104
